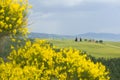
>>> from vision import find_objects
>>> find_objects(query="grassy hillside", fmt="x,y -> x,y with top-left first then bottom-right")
48,39 -> 120,58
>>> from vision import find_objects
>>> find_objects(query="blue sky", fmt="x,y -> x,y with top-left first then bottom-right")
29,0 -> 120,35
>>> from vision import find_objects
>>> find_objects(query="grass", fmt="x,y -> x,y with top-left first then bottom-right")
48,39 -> 120,58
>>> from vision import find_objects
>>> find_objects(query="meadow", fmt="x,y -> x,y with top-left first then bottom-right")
48,39 -> 120,58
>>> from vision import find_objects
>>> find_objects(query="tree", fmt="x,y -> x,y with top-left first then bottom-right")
75,37 -> 78,42
0,0 -> 30,53
84,39 -> 88,42
99,40 -> 103,43
80,37 -> 82,42
95,40 -> 99,43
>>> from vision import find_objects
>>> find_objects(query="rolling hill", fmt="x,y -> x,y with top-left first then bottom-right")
48,39 -> 120,58
29,32 -> 120,41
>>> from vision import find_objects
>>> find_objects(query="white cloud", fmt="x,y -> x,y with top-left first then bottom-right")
29,20 -> 61,34
30,11 -> 55,20
85,0 -> 120,5
29,0 -> 120,35
94,0 -> 119,2
39,0 -> 120,7
40,0 -> 83,7
40,13 -> 54,18
29,12 -> 55,28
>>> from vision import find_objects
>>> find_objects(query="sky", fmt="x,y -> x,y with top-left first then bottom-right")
28,0 -> 120,35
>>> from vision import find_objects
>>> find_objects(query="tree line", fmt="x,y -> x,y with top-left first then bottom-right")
75,37 -> 103,43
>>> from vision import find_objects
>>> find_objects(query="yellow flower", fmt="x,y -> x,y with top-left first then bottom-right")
5,24 -> 8,29
12,18 -> 16,21
13,29 -> 16,34
11,45 -> 14,49
11,4 -> 20,11
11,38 -> 16,42
0,9 -> 4,13
17,19 -> 22,24
0,21 -> 4,27
6,17 -> 10,21
9,24 -> 12,29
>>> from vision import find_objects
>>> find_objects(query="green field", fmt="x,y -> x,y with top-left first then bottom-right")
48,39 -> 120,58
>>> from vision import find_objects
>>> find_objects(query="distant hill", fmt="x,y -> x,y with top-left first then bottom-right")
78,32 -> 120,41
28,32 -> 74,39
28,32 -> 120,41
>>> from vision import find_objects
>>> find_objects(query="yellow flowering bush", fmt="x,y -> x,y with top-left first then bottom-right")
0,39 -> 110,80
0,0 -> 30,53
0,0 -> 29,37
